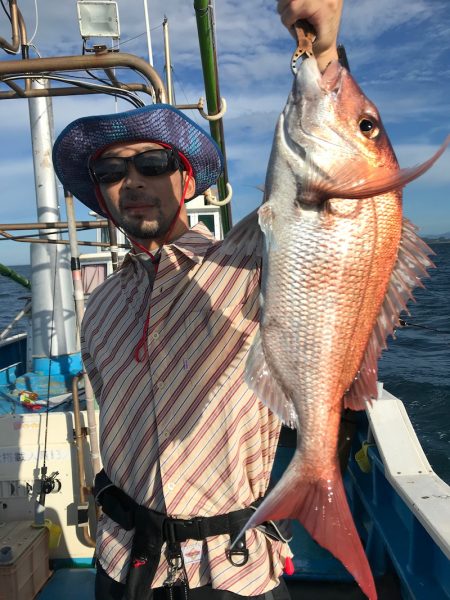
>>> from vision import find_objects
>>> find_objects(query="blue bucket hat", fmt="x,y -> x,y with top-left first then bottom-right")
52,103 -> 224,217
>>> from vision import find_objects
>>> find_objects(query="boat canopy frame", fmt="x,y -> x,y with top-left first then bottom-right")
0,50 -> 167,104
0,0 -> 166,103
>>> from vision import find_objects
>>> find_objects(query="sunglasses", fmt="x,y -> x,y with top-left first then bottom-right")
89,148 -> 183,184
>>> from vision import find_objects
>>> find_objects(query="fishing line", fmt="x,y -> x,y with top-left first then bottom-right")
399,318 -> 450,335
110,24 -> 163,51
171,68 -> 203,128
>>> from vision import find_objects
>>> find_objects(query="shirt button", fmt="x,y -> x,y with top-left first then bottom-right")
152,332 -> 159,340
167,482 -> 175,491
163,431 -> 170,439
158,380 -> 165,389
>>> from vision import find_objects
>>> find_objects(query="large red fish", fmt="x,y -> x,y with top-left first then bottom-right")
225,55 -> 448,600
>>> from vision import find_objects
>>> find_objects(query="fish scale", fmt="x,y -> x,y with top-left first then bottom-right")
263,200 -> 399,398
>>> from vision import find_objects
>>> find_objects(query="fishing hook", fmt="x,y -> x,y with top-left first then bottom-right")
291,20 -> 316,75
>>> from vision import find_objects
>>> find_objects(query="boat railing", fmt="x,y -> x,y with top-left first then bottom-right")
367,384 -> 450,559
71,373 -> 97,548
341,385 -> 450,598
0,331 -> 27,348
0,300 -> 31,341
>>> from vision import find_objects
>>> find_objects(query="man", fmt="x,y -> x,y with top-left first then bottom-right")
52,3 -> 343,599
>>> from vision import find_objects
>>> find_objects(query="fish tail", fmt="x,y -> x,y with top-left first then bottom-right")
234,453 -> 377,600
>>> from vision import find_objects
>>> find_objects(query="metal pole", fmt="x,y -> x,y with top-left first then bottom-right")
163,17 -> 174,105
28,79 -> 78,363
0,220 -> 109,230
0,52 -> 168,102
64,191 -> 83,349
0,229 -> 125,248
194,0 -> 232,233
0,300 -> 31,341
143,0 -> 154,66
65,191 -> 101,478
0,0 -> 20,53
108,221 -> 119,271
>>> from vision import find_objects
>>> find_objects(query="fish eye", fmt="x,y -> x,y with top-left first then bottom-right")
359,117 -> 380,139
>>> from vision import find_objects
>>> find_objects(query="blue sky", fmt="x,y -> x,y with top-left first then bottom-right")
0,0 -> 449,265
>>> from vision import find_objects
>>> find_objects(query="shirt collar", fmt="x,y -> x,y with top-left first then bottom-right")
123,222 -> 216,268
170,222 -> 216,264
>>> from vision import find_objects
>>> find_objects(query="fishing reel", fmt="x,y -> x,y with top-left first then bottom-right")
40,471 -> 62,495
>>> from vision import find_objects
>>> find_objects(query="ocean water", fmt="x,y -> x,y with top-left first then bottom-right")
1,249 -> 449,484
377,242 -> 450,485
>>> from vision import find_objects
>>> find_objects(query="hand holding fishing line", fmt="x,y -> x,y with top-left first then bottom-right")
277,0 -> 343,71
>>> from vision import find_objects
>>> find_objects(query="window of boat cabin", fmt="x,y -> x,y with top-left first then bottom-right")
188,212 -> 222,239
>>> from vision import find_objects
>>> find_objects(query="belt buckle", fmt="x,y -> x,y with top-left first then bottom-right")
171,516 -> 202,540
226,538 -> 249,567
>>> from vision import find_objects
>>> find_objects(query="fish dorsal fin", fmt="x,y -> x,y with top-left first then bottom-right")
219,207 -> 263,256
246,330 -> 299,429
317,136 -> 449,200
344,218 -> 434,410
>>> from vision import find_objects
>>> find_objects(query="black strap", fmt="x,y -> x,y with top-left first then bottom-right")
125,507 -> 166,600
94,469 -> 256,542
94,470 -> 277,600
163,508 -> 252,542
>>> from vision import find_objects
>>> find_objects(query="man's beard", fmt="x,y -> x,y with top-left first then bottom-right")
115,196 -> 173,240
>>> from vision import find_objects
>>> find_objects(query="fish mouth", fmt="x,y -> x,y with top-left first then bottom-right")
284,57 -> 345,147
282,58 -> 346,170
280,58 -> 347,207
296,56 -> 344,97
320,60 -> 343,92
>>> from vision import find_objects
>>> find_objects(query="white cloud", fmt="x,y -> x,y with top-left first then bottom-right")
341,0 -> 431,41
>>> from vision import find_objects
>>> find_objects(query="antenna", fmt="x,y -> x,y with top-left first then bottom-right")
143,0 -> 154,66
163,16 -> 174,105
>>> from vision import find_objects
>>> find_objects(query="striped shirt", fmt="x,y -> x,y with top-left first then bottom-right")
81,223 -> 291,594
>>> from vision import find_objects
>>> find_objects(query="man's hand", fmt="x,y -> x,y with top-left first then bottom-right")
277,0 -> 343,71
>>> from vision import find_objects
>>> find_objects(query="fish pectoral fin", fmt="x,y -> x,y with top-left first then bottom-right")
258,203 -> 277,251
321,135 -> 449,200
220,208 -> 263,256
344,218 -> 434,411
245,330 -> 298,429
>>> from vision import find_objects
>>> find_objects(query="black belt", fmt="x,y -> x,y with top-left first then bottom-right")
94,470 -> 258,600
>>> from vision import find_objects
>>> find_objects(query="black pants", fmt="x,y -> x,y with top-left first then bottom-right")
95,562 -> 291,600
